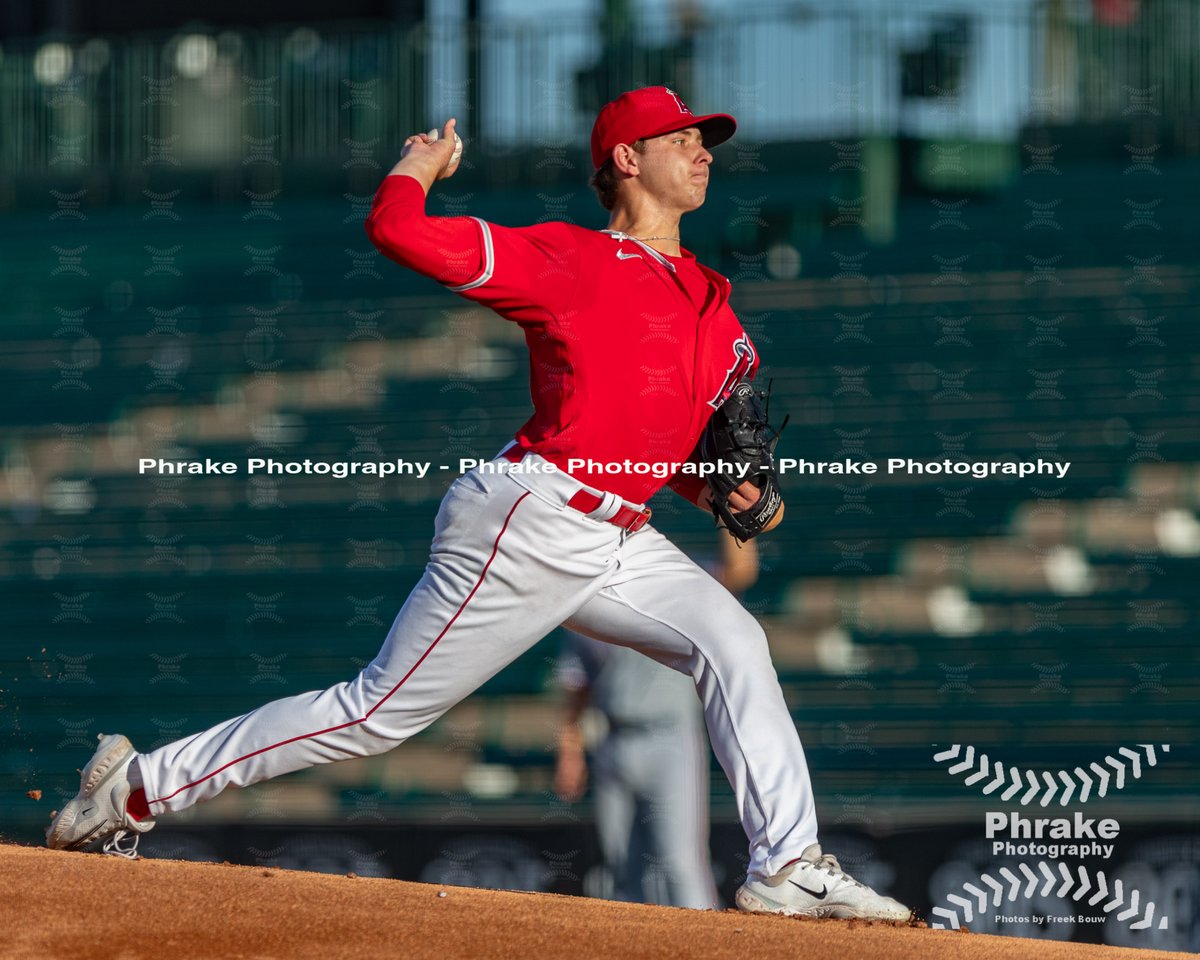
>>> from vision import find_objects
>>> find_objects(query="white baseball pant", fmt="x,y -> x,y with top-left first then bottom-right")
136,453 -> 820,880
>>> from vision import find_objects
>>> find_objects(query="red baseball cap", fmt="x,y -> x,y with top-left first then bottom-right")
590,86 -> 737,170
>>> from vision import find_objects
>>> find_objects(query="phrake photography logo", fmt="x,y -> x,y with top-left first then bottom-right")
929,743 -> 1172,936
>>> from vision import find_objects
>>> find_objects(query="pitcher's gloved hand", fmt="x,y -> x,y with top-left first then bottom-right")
699,378 -> 787,542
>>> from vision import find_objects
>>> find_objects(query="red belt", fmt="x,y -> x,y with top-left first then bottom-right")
501,447 -> 652,533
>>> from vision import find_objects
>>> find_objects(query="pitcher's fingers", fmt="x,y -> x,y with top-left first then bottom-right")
734,481 -> 763,509
727,490 -> 756,512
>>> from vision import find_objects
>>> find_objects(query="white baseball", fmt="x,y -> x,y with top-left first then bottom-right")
427,127 -> 464,167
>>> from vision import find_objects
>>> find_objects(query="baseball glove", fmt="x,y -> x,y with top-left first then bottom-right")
699,378 -> 787,542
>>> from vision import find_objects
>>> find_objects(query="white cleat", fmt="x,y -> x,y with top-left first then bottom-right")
736,843 -> 913,921
46,733 -> 155,858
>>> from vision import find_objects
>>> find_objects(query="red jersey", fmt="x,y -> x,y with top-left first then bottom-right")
365,174 -> 758,504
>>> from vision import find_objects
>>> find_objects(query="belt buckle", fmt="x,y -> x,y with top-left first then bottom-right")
627,507 -> 652,533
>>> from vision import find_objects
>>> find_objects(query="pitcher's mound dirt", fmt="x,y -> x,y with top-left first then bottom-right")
0,844 -> 1189,960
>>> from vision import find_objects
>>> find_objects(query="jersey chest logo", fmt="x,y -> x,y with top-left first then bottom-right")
707,334 -> 756,409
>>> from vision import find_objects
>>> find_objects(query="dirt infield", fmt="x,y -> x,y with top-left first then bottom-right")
1,843 -> 1190,960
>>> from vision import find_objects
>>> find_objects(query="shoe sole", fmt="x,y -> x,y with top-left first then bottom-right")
736,886 -> 912,922
46,734 -> 135,850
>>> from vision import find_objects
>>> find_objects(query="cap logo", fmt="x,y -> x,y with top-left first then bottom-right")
664,88 -> 690,114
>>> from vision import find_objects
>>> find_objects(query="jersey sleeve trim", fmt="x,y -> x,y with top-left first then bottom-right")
445,217 -> 495,292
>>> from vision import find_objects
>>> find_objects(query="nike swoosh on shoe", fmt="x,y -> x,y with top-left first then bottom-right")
67,821 -> 107,850
788,880 -> 828,899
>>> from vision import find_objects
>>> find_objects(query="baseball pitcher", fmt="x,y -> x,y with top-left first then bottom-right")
47,87 -> 911,921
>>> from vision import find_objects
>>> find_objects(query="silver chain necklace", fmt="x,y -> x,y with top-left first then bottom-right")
604,229 -> 680,243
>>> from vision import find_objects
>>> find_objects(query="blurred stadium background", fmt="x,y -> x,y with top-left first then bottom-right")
1,0 -> 1197,948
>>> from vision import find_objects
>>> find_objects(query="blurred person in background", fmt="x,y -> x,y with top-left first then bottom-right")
554,533 -> 759,909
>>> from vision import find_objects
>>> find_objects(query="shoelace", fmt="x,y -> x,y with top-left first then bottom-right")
102,830 -> 141,860
808,852 -> 866,889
